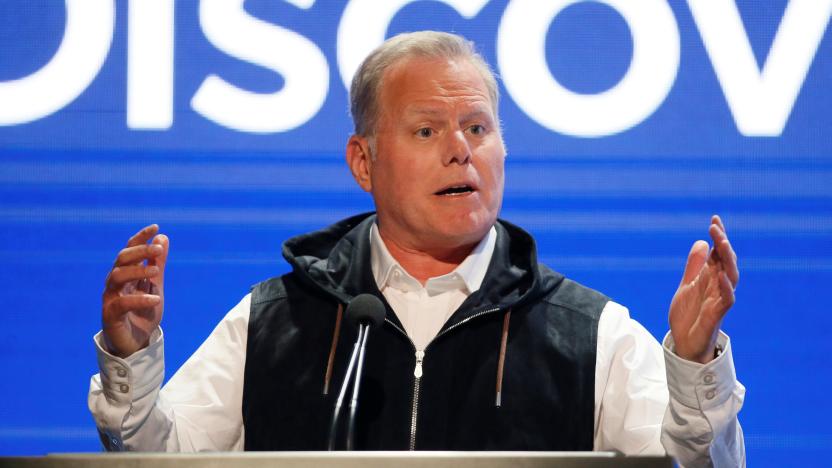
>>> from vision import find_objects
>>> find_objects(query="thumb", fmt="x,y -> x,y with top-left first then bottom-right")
680,240 -> 708,287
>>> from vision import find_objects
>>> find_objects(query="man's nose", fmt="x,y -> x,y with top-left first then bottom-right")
443,129 -> 472,166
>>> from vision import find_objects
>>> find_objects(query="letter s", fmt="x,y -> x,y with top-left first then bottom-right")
191,0 -> 328,133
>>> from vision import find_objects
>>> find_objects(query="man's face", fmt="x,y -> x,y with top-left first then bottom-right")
351,56 -> 505,253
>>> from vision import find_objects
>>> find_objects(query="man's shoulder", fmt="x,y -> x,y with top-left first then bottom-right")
536,264 -> 610,321
249,274 -> 294,305
248,270 -> 337,308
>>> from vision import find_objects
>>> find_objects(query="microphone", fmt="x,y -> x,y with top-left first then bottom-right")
345,293 -> 386,329
327,294 -> 386,450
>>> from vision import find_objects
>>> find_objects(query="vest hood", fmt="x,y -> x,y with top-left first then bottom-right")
281,212 -> 564,329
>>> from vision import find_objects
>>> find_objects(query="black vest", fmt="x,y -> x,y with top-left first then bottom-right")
241,215 -> 606,450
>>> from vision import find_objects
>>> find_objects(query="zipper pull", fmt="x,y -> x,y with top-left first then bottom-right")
414,350 -> 424,378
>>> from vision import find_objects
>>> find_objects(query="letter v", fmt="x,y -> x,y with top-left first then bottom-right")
688,0 -> 832,136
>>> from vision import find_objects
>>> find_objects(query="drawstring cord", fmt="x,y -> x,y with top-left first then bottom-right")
495,308 -> 512,407
323,303 -> 344,395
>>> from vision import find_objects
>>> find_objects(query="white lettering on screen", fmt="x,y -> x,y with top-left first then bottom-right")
336,0 -> 490,89
689,0 -> 832,136
127,0 -> 175,129
191,0 -> 329,133
0,0 -> 114,125
498,0 -> 680,137
0,0 -> 829,138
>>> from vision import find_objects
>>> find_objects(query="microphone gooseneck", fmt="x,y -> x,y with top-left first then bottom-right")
327,294 -> 386,451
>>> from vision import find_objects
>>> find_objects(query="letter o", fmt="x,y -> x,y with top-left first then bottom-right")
497,0 -> 680,137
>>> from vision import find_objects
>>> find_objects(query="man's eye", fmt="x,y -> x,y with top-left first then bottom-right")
417,128 -> 433,138
469,124 -> 485,135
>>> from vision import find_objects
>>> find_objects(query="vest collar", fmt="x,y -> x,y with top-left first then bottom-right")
281,212 -> 561,330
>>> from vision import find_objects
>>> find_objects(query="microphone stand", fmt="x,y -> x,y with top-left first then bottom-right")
325,293 -> 385,451
346,322 -> 371,450
326,324 -> 365,451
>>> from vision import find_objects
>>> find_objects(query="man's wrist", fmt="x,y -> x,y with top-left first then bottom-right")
663,331 -> 735,409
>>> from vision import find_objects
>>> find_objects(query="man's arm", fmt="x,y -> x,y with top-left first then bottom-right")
594,215 -> 745,466
593,301 -> 746,467
90,224 -> 248,451
661,331 -> 745,467
88,294 -> 250,451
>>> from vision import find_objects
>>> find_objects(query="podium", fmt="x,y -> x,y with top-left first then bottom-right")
0,451 -> 672,467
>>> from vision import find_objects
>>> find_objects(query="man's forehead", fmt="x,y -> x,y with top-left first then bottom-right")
387,56 -> 484,87
403,103 -> 493,120
383,59 -> 492,106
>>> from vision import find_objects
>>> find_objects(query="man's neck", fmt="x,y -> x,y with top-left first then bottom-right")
377,229 -> 477,285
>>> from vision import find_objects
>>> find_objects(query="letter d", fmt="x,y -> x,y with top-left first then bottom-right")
0,0 -> 115,126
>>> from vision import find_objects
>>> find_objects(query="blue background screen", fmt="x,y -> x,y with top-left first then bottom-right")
1,1 -> 830,465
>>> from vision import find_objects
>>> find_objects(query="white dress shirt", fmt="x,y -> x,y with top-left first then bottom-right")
370,223 -> 497,352
89,225 -> 746,467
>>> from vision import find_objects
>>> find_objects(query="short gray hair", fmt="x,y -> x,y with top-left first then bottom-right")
349,31 -> 500,138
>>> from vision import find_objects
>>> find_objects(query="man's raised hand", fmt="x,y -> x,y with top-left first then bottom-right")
669,215 -> 740,364
101,224 -> 169,358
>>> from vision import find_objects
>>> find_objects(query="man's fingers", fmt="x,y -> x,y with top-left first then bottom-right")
707,222 -> 728,263
106,264 -> 160,291
114,243 -> 165,267
126,224 -> 159,248
147,234 -> 169,271
718,239 -> 740,287
712,214 -> 726,235
680,240 -> 709,286
708,221 -> 727,246
708,217 -> 739,288
717,270 -> 735,312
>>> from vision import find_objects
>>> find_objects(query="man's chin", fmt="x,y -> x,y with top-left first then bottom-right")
378,209 -> 495,252
430,215 -> 494,248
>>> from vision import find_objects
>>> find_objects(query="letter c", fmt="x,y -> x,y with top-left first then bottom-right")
337,0 -> 491,90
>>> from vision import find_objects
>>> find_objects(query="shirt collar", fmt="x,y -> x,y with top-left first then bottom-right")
370,223 -> 497,295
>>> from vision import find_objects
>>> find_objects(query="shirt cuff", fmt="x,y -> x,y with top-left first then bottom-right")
94,328 -> 165,405
662,331 -> 737,410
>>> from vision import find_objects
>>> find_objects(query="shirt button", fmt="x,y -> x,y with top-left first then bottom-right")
705,389 -> 715,400
116,368 -> 127,378
119,384 -> 129,394
703,373 -> 714,384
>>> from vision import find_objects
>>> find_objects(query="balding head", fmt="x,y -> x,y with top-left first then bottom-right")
349,31 -> 500,139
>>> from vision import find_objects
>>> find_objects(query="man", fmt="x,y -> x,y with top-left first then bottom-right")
89,31 -> 744,466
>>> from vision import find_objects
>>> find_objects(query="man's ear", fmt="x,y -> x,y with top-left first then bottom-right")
346,134 -> 373,193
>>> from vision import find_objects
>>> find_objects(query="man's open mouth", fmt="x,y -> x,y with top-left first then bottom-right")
435,185 -> 475,196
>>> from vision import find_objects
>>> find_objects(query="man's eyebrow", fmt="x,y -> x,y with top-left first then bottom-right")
460,109 -> 492,122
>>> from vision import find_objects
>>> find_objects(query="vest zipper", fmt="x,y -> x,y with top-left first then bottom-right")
383,318 -> 420,449
384,306 -> 501,450
409,350 -> 424,450
432,307 -> 501,341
